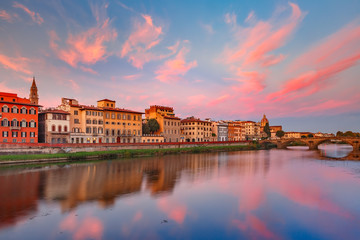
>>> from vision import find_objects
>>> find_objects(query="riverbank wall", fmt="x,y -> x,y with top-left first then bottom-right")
0,141 -> 250,155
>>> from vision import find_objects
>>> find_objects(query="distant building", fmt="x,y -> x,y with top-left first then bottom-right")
216,121 -> 228,141
0,80 -> 40,143
284,132 -> 301,139
38,108 -> 70,143
180,116 -> 212,142
260,114 -> 269,135
145,105 -> 181,142
270,125 -> 282,139
228,121 -> 242,141
141,134 -> 164,143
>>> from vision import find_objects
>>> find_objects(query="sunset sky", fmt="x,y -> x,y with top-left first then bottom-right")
0,0 -> 359,133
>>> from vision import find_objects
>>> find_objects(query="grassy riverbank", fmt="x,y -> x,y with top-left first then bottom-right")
0,143 -> 259,164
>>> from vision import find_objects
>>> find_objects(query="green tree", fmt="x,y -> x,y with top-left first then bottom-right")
336,131 -> 344,137
308,133 -> 314,138
148,119 -> 160,134
142,123 -> 150,134
276,130 -> 285,138
264,123 -> 271,138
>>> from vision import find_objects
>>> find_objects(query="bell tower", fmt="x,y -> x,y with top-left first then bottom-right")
29,76 -> 39,105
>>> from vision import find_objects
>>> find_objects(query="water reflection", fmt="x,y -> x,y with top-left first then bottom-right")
0,150 -> 360,239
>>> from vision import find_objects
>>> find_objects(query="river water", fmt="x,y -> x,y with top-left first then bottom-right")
0,144 -> 359,240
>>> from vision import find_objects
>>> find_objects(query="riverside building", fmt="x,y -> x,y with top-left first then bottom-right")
58,98 -> 142,144
0,78 -> 40,143
180,116 -> 212,142
38,109 -> 70,143
145,105 -> 181,142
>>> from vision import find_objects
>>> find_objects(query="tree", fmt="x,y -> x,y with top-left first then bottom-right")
276,130 -> 285,138
142,123 -> 150,134
336,131 -> 344,137
264,123 -> 271,138
308,133 -> 314,138
148,119 -> 160,134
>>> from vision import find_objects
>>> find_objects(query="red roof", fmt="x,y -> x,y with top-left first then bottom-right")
102,107 -> 144,114
164,116 -> 180,120
97,99 -> 115,102
40,109 -> 70,114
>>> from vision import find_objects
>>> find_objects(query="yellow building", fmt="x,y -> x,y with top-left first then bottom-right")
145,105 -> 181,142
58,98 -> 142,143
98,99 -> 143,143
180,117 -> 212,142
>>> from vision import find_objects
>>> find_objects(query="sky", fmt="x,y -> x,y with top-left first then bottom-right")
0,0 -> 360,133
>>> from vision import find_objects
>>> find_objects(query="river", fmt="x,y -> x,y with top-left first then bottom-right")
0,144 -> 359,239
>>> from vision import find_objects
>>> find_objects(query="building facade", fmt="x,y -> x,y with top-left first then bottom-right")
145,105 -> 181,142
0,82 -> 40,143
180,117 -> 212,142
58,98 -> 142,144
217,121 -> 228,141
228,121 -> 242,141
38,109 -> 70,143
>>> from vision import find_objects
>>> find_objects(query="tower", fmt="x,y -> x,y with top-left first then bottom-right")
261,114 -> 269,128
29,76 -> 39,105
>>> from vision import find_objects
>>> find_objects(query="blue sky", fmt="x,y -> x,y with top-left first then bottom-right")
0,0 -> 360,133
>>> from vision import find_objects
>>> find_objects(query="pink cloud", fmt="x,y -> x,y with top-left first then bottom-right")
13,2 -> 43,25
122,74 -> 142,81
49,16 -> 117,70
224,13 -> 237,25
157,198 -> 187,224
73,217 -> 103,240
221,2 -> 304,92
207,94 -> 231,107
0,10 -> 17,22
121,14 -> 169,69
0,53 -> 32,75
132,211 -> 143,222
155,46 -> 197,83
79,66 -> 98,75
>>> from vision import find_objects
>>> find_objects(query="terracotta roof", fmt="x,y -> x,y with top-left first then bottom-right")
40,109 -> 70,114
164,116 -> 180,120
97,99 -> 115,102
102,107 -> 144,114
181,118 -> 210,124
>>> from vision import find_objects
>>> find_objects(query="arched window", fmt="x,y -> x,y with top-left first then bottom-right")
52,125 -> 56,132
93,127 -> 97,134
2,105 -> 8,113
29,108 -> 36,115
12,106 -> 18,113
11,119 -> 18,127
58,125 -> 62,132
21,120 -> 27,127
128,130 -> 131,135
64,126 -> 68,132
1,118 -> 8,127
21,107 -> 27,114
29,120 -> 36,128
98,127 -> 103,134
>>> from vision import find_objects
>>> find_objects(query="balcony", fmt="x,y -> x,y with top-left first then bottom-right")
10,126 -> 21,131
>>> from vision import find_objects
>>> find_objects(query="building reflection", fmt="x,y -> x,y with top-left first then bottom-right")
0,151 -> 273,227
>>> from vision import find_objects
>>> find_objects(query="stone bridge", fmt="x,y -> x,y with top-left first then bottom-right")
260,137 -> 360,151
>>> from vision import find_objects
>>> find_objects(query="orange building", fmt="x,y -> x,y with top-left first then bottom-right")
0,79 -> 40,143
180,117 -> 212,142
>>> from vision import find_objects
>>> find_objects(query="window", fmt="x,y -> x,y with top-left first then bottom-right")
74,119 -> 80,124
99,120 -> 103,124
74,110 -> 78,115
2,106 -> 8,113
98,128 -> 103,134
29,108 -> 36,114
92,119 -> 97,124
106,113 -> 110,118
21,120 -> 26,127
21,107 -> 27,114
92,111 -> 96,116
21,132 -> 26,137
2,131 -> 8,137
127,115 -> 131,120
64,126 -> 68,132
11,119 -> 18,127
86,119 -> 91,124
86,127 -> 91,133
133,116 -> 136,121
58,125 -> 62,132
12,106 -> 18,113
52,125 -> 56,131
111,130 -> 115,136
30,132 -> 35,137
1,119 -> 8,127
123,114 -> 126,120
29,120 -> 36,128
117,114 -> 121,119
93,127 -> 97,134
30,139 -> 34,143
111,113 -> 115,119
12,131 -> 18,137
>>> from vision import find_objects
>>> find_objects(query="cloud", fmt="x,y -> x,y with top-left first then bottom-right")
13,2 -> 43,25
120,14 -> 175,69
200,23 -> 215,34
122,74 -> 142,81
0,9 -> 17,22
0,53 -> 32,75
155,45 -> 197,83
224,13 -> 237,25
49,17 -> 117,69
221,2 -> 304,92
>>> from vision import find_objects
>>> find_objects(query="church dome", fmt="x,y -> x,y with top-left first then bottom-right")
261,114 -> 269,127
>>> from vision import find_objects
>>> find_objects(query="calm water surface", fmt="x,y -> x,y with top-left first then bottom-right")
0,145 -> 360,240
